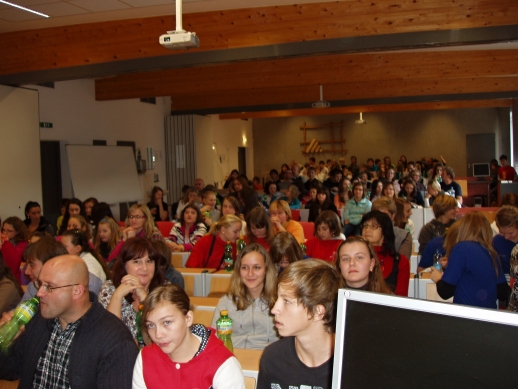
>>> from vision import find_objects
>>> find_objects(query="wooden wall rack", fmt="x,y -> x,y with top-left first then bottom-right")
300,121 -> 347,155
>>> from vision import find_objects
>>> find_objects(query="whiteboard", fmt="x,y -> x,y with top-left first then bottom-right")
66,145 -> 142,204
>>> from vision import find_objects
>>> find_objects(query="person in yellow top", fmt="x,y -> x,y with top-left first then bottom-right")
269,200 -> 305,244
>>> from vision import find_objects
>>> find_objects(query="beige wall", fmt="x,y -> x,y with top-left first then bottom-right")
0,85 -> 41,219
253,108 -> 506,177
195,115 -> 254,187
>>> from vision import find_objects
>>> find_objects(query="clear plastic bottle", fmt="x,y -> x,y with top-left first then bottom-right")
433,250 -> 442,272
223,241 -> 233,272
216,310 -> 233,352
0,297 -> 39,350
237,237 -> 246,254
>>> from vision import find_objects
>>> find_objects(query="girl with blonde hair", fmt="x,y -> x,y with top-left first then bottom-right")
269,200 -> 305,244
211,243 -> 279,349
185,215 -> 242,268
107,204 -> 163,262
430,211 -> 509,308
94,216 -> 121,261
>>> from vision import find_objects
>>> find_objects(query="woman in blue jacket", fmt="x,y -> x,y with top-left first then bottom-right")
342,182 -> 371,237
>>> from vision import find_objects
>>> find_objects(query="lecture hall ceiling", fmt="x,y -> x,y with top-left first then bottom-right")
0,0 -> 517,118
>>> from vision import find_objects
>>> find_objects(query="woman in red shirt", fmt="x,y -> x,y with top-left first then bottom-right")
185,215 -> 242,268
0,217 -> 30,282
305,211 -> 344,263
360,211 -> 410,296
245,207 -> 275,251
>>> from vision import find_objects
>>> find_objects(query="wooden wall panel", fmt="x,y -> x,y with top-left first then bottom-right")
95,50 -> 518,101
1,0 -> 517,76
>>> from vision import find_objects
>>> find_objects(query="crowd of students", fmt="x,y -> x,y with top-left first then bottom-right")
0,152 -> 517,388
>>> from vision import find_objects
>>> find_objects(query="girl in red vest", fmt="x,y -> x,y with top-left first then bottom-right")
132,284 -> 245,389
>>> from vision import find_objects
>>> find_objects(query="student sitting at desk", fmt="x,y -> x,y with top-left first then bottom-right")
185,215 -> 242,269
269,200 -> 305,244
211,243 -> 279,350
430,212 -> 510,309
167,204 -> 207,252
305,211 -> 344,263
257,260 -> 343,389
94,216 -> 121,262
0,216 -> 30,282
99,237 -> 165,347
335,236 -> 392,294
245,207 -> 275,251
107,204 -> 163,262
132,284 -> 245,389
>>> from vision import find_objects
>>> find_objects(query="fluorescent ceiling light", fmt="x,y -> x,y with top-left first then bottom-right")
0,0 -> 49,18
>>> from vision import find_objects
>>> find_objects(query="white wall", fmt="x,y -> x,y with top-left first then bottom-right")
0,85 -> 41,220
194,115 -> 254,187
33,79 -> 171,219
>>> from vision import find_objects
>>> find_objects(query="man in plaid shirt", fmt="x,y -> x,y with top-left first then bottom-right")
0,255 -> 138,388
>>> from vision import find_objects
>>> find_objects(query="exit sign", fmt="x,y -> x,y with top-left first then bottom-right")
40,122 -> 53,128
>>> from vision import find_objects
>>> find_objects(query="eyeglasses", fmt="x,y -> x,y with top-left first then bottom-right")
128,215 -> 146,219
34,280 -> 79,293
361,223 -> 380,230
1,228 -> 15,234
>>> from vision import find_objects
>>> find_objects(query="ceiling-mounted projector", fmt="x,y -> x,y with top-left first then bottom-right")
355,112 -> 367,124
160,0 -> 200,50
160,31 -> 199,49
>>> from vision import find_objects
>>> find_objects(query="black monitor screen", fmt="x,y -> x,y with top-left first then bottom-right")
340,300 -> 516,389
473,163 -> 490,177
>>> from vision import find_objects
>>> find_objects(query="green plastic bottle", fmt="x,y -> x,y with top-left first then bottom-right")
0,297 -> 39,351
135,304 -> 145,349
216,310 -> 233,352
223,241 -> 233,272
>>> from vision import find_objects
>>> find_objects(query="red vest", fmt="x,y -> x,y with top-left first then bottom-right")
142,329 -> 234,389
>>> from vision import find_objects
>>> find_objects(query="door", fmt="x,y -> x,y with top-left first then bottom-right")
238,147 -> 247,177
466,133 -> 495,176
40,141 -> 62,229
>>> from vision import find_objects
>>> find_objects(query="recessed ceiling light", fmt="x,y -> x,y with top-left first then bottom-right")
0,0 -> 49,18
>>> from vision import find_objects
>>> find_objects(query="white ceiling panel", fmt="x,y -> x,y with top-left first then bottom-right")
0,7 -> 42,21
30,1 -> 89,16
68,0 -> 131,13
120,0 -> 175,6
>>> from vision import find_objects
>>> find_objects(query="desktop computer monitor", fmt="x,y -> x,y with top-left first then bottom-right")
332,289 -> 518,389
473,162 -> 490,177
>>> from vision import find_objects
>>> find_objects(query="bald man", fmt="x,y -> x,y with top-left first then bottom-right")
0,255 -> 138,389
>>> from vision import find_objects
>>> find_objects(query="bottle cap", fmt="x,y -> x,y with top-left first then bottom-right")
221,310 -> 228,316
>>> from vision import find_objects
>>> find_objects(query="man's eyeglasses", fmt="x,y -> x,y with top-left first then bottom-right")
34,280 -> 79,293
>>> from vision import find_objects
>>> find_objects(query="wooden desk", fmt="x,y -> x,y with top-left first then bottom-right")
177,268 -> 216,296
190,296 -> 220,307
234,348 -> 263,379
171,252 -> 190,268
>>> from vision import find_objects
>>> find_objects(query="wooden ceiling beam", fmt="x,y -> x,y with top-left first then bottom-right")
95,50 -> 518,102
168,77 -> 518,112
218,99 -> 513,120
1,0 -> 517,77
